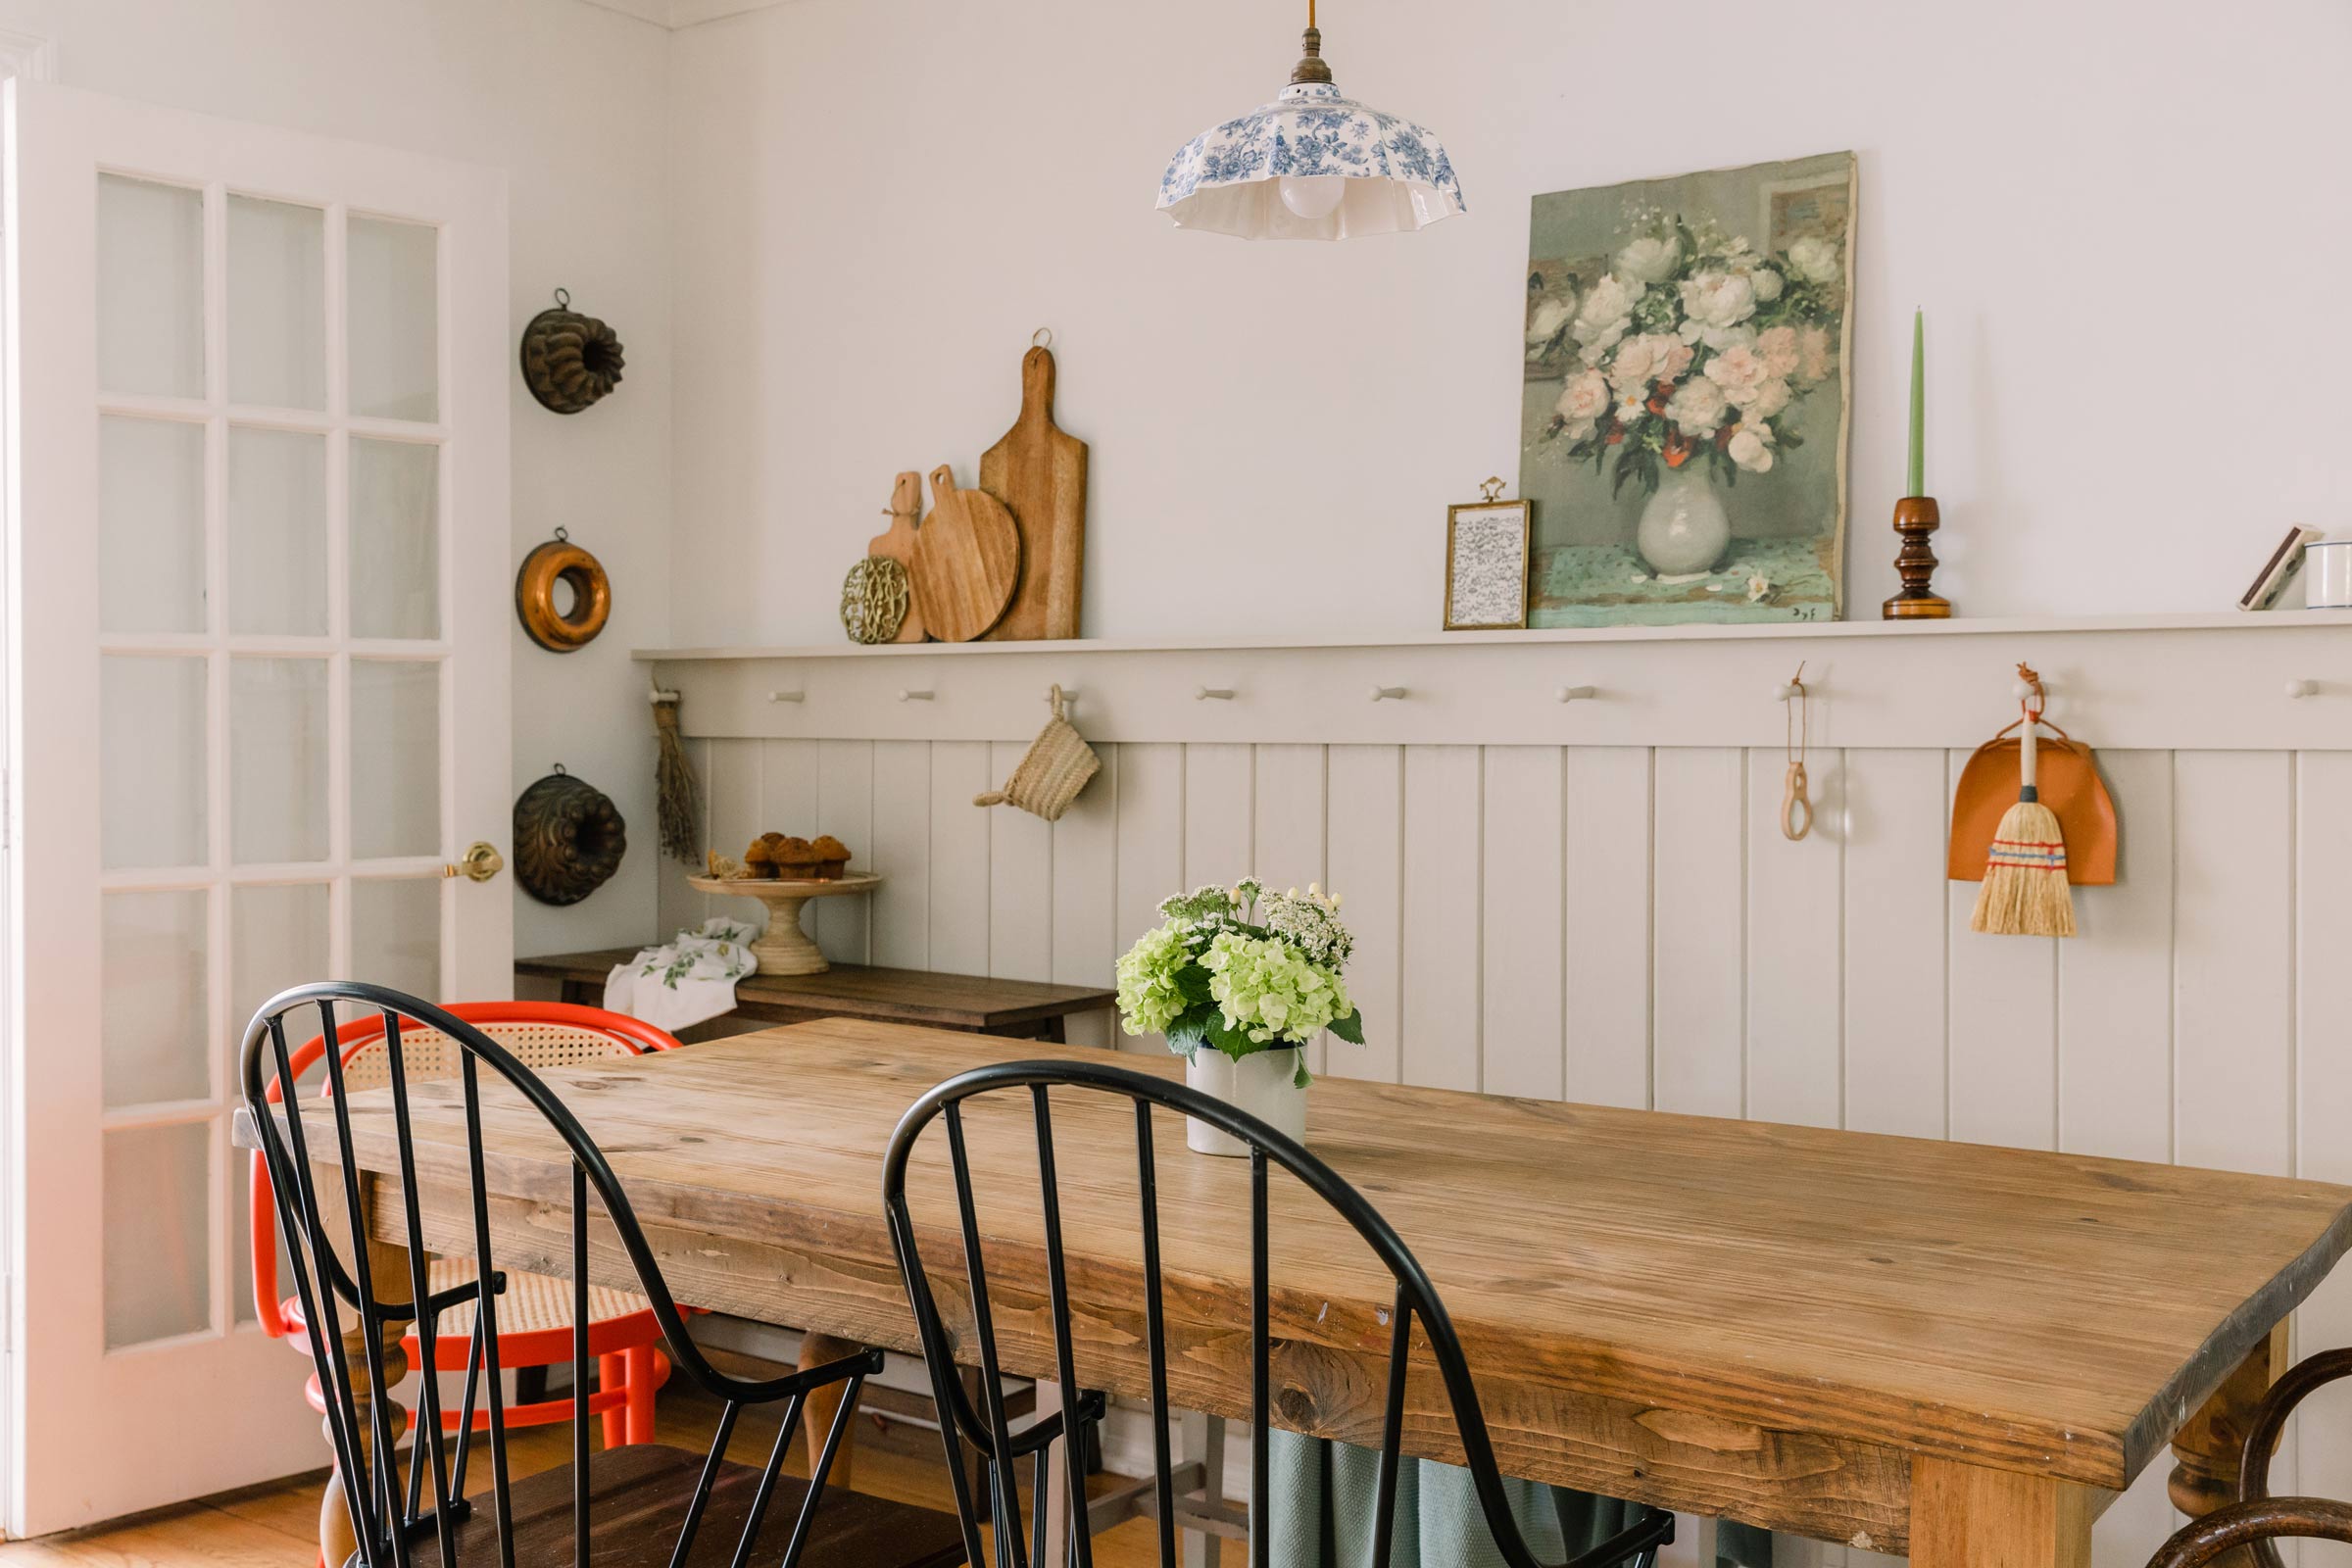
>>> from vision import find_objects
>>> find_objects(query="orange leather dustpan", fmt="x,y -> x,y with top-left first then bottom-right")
1947,724 -> 2118,885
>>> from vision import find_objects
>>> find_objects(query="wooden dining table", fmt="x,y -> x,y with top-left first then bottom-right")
253,1017 -> 2352,1567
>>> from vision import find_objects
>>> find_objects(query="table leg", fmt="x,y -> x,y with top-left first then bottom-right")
315,1170 -> 413,1568
2167,1323 -> 2288,1568
800,1331 -> 860,1493
1909,1457 -> 2094,1568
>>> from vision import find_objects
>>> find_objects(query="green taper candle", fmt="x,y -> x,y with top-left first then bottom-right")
1906,308 -> 1925,498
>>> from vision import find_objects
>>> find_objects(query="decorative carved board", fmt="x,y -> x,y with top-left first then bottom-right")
979,346 -> 1087,641
907,466 -> 1018,643
865,470 -> 926,644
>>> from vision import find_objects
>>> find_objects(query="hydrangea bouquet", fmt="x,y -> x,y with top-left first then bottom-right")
1527,207 -> 1843,497
1115,879 -> 1364,1088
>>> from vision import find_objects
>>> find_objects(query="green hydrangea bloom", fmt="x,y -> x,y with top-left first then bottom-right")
1200,931 -> 1352,1046
1114,922 -> 1193,1037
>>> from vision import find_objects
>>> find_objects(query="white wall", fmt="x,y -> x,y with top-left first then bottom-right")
665,0 -> 2350,648
34,0 -> 676,957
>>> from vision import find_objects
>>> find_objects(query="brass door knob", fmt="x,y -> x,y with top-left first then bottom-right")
444,842 -> 505,883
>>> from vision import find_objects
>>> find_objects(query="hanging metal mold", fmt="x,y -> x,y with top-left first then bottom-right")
514,527 -> 612,652
513,764 -> 627,906
519,287 -> 625,415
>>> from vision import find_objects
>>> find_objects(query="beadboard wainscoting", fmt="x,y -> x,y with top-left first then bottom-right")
640,615 -> 2352,1568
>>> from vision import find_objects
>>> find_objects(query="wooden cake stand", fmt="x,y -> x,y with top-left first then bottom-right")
687,873 -> 881,976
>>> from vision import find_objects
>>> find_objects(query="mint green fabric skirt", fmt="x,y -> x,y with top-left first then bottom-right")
1263,1432 -> 1773,1568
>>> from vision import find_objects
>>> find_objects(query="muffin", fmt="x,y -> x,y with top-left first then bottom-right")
741,832 -> 787,878
808,835 -> 851,880
772,836 -> 819,879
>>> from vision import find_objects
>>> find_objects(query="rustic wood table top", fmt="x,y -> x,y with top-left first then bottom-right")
514,948 -> 1114,1033
265,1019 -> 2352,1559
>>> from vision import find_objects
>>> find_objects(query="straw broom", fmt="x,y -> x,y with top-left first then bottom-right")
1970,704 -> 2076,937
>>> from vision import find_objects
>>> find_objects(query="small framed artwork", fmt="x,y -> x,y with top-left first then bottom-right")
1444,478 -> 1534,630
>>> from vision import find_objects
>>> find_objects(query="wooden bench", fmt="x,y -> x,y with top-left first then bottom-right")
515,948 -> 1116,1042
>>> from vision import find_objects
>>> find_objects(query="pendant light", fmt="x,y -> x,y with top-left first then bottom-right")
1156,0 -> 1465,241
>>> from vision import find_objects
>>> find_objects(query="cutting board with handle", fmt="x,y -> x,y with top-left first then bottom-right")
865,470 -> 926,643
980,341 -> 1088,641
908,466 -> 1020,643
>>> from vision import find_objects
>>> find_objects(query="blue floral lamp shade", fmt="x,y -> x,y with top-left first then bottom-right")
1156,15 -> 1464,241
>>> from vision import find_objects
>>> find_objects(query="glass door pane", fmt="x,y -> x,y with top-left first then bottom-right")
349,438 -> 439,639
96,174 -> 204,399
226,196 -> 325,411
100,889 -> 210,1108
101,656 -> 208,871
346,216 -> 437,421
99,416 -> 208,635
227,427 -> 327,635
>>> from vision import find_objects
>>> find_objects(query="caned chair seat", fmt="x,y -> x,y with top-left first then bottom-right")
285,1256 -> 663,1363
406,1443 -> 967,1568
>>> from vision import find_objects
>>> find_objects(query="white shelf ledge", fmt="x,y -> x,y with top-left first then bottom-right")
635,609 -> 2352,663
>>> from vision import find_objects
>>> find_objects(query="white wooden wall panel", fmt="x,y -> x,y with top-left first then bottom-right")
647,640 -> 2352,1568
927,741 -> 991,977
1113,743 -> 1185,1055
868,740 -> 931,970
814,740 -> 873,963
1052,744 -> 1118,1049
1840,749 -> 1947,1139
655,735 -> 710,943
2059,750 -> 2174,1164
1481,747 -> 1563,1101
2298,754 -> 2352,1556
1746,750 -> 1842,1129
1946,742 -> 2061,1151
1563,747 -> 1651,1109
1652,749 -> 1744,1117
1251,745 -> 1328,1071
2175,751 -> 2294,1178
1400,746 -> 1482,1092
989,739 -> 1054,982
1325,746 -> 1401,1085
1183,743 -> 1253,889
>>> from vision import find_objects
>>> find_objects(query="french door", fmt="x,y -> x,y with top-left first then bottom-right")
2,82 -> 513,1534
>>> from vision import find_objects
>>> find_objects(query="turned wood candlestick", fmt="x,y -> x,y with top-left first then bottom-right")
1883,495 -> 1952,619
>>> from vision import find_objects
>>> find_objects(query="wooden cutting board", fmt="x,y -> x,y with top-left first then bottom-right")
979,344 -> 1088,641
865,470 -> 925,643
907,466 -> 1019,643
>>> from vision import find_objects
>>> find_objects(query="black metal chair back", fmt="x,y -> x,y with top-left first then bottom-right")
879,1055 -> 1677,1568
241,981 -> 874,1568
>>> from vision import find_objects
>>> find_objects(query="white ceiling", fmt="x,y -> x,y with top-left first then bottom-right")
575,0 -> 791,28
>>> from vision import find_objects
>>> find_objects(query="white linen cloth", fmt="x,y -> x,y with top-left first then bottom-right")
602,917 -> 760,1033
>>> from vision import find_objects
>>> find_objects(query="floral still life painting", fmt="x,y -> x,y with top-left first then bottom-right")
1519,151 -> 1856,624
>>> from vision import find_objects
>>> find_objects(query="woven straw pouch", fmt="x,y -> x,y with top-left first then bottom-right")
975,685 -> 1101,821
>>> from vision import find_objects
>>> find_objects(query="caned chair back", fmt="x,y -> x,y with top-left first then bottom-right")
242,982 -> 873,1568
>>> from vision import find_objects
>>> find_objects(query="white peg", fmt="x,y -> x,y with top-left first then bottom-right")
1556,685 -> 1597,703
1775,681 -> 1803,700
648,678 -> 681,704
1369,685 -> 1407,702
1051,686 -> 1077,703
2011,678 -> 2038,702
767,689 -> 806,704
897,688 -> 933,703
1195,685 -> 1235,701
2287,678 -> 2318,699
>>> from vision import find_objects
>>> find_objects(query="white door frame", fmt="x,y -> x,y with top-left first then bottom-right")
1,79 -> 512,1536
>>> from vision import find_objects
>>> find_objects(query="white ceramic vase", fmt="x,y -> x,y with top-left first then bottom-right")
1636,464 -> 1731,575
1182,1047 -> 1306,1156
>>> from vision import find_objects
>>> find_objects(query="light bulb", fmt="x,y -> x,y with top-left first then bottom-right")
1278,174 -> 1346,220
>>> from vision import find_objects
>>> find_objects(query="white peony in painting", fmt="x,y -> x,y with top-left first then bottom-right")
1520,151 -> 1856,625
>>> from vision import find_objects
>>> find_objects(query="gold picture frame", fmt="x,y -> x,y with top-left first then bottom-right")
1445,479 -> 1534,630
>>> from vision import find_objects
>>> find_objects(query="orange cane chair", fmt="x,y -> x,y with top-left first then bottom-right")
250,1001 -> 688,1455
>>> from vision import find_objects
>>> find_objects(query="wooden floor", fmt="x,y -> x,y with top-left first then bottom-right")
0,1384 -> 1234,1567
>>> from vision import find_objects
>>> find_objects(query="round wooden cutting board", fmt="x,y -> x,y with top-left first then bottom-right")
908,465 -> 1019,642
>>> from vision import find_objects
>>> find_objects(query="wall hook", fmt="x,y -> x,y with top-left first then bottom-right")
1369,685 -> 1407,703
648,675 -> 680,705
1049,685 -> 1078,705
1775,662 -> 1807,702
2286,678 -> 2317,699
1556,685 -> 1597,703
897,688 -> 934,703
1195,685 -> 1235,701
767,689 -> 806,704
